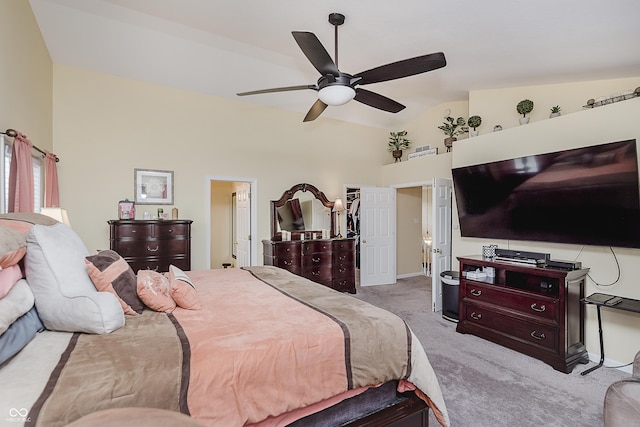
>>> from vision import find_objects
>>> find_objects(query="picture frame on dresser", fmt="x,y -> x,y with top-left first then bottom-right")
134,168 -> 174,204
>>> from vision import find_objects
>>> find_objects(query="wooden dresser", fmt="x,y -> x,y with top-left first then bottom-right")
108,219 -> 192,273
263,238 -> 356,293
456,255 -> 589,373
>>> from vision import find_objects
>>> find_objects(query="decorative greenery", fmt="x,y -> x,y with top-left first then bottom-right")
467,115 -> 482,131
438,116 -> 468,138
388,130 -> 411,151
516,99 -> 534,118
550,105 -> 562,113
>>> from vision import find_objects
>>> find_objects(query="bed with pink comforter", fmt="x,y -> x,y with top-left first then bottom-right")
2,266 -> 448,427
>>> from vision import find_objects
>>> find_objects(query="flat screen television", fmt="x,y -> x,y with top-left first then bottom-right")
452,139 -> 640,248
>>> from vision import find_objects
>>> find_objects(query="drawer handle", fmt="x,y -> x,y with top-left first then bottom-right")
283,260 -> 292,266
530,331 -> 546,340
339,255 -> 347,261
312,257 -> 321,263
168,228 -> 173,233
286,248 -> 291,252
530,303 -> 546,312
146,266 -> 159,272
470,289 -> 482,297
312,271 -> 320,276
338,267 -> 346,273
147,245 -> 159,252
470,312 -> 482,320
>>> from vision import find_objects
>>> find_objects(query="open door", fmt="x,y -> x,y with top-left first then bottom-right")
360,187 -> 396,286
431,178 -> 452,312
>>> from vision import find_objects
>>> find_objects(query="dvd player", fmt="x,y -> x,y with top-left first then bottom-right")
546,259 -> 582,270
493,249 -> 550,266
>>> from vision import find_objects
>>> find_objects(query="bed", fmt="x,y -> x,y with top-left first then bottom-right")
0,214 -> 448,427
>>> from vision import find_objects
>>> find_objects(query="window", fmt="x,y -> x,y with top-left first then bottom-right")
0,135 -> 43,213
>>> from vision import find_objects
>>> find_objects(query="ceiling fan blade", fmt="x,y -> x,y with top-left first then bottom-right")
303,99 -> 328,122
292,31 -> 339,76
354,88 -> 405,113
354,52 -> 446,85
237,84 -> 316,96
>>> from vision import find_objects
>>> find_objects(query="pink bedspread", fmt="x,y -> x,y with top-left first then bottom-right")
21,266 -> 449,427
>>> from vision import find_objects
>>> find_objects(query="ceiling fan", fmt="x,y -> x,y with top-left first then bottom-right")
237,13 -> 446,122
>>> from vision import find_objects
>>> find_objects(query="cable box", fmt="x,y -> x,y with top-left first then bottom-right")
546,259 -> 582,270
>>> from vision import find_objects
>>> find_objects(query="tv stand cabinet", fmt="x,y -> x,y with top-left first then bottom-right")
456,256 -> 589,373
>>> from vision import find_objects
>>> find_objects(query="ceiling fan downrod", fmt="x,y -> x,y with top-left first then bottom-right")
328,13 -> 345,70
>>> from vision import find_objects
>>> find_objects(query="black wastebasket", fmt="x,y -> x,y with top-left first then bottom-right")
440,271 -> 460,322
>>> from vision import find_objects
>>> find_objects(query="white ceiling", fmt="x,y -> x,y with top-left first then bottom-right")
29,0 -> 640,129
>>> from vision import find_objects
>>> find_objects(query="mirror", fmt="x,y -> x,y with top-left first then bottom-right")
271,183 -> 335,239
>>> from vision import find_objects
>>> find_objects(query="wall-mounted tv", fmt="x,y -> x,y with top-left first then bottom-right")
452,139 -> 640,248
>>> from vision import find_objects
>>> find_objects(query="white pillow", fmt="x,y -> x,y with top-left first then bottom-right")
25,223 -> 124,334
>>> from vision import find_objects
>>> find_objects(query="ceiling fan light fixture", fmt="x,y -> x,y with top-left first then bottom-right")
318,85 -> 355,106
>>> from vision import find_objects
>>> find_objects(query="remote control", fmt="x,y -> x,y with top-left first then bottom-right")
605,297 -> 623,306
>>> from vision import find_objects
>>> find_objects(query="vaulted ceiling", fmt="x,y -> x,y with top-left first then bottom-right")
30,0 -> 640,128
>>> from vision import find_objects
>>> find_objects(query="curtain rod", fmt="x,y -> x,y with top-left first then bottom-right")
1,128 -> 59,162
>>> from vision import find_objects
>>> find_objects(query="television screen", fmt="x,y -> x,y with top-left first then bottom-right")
452,139 -> 640,248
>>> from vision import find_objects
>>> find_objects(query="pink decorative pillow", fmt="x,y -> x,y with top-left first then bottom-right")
85,250 -> 144,315
0,225 -> 27,269
0,264 -> 24,299
168,265 -> 201,310
137,270 -> 176,313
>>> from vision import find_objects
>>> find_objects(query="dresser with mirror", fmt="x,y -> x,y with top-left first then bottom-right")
262,183 -> 356,293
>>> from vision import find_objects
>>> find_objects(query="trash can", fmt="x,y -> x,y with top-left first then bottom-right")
440,271 -> 460,322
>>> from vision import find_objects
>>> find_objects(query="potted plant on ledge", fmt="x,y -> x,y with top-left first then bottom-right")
516,99 -> 534,125
468,115 -> 482,137
388,130 -> 411,162
549,105 -> 562,118
438,116 -> 468,152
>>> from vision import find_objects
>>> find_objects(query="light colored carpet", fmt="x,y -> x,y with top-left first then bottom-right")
353,275 -> 629,427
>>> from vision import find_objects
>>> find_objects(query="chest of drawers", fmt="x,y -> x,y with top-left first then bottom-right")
456,256 -> 588,373
108,219 -> 192,273
263,238 -> 356,293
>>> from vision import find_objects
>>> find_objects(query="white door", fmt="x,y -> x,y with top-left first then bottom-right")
360,187 -> 396,286
235,183 -> 251,268
431,178 -> 453,312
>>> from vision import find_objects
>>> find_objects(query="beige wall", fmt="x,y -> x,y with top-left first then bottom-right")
52,65 -> 387,268
396,187 -> 423,276
0,1 -> 52,150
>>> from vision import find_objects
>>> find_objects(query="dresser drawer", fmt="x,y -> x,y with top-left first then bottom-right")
333,251 -> 354,265
273,241 -> 301,257
464,281 -> 558,323
463,303 -> 558,352
126,256 -> 189,273
274,256 -> 302,275
302,265 -> 332,281
112,223 -> 154,239
302,240 -> 332,254
155,222 -> 189,238
302,252 -> 332,268
333,239 -> 355,252
332,277 -> 356,293
114,239 -> 188,257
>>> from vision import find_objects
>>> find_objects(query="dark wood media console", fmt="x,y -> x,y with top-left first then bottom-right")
456,255 -> 589,373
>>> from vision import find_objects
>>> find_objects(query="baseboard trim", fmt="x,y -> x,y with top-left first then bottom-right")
397,272 -> 427,279
586,352 -> 633,374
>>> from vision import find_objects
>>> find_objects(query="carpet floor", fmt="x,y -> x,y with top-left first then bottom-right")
353,275 -> 629,427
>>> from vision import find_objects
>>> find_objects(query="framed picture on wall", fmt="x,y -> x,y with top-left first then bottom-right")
134,168 -> 174,205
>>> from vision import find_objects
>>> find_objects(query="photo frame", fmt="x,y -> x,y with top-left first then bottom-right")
134,169 -> 174,205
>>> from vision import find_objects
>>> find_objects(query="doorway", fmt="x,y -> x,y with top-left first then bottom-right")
392,179 -> 453,313
207,177 -> 257,269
